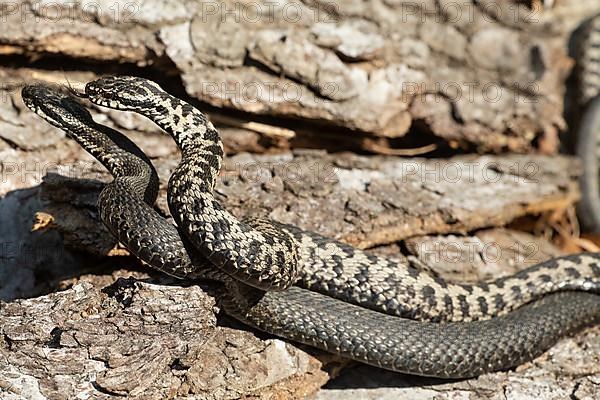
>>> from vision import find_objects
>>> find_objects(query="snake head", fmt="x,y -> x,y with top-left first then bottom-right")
85,76 -> 164,111
21,85 -> 93,130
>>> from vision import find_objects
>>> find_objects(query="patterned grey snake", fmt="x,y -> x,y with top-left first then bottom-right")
576,13 -> 600,232
22,76 -> 600,378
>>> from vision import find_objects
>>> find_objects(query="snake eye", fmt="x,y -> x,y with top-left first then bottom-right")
85,76 -> 150,109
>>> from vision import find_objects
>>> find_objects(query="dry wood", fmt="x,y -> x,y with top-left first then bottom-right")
1,1 -> 599,152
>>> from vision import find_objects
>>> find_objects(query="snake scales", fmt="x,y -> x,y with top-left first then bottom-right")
22,78 -> 600,378
576,13 -> 600,232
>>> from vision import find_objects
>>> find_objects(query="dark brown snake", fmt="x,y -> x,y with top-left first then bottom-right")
21,77 -> 600,378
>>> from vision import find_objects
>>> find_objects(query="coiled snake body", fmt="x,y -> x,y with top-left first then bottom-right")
22,78 -> 600,378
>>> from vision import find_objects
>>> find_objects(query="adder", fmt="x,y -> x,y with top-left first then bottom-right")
21,79 -> 600,379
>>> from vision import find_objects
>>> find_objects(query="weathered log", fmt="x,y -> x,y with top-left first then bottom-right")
2,224 -> 598,399
0,278 -> 329,399
0,123 -> 592,397
1,3 -> 600,394
37,150 -> 580,255
1,2 -> 599,152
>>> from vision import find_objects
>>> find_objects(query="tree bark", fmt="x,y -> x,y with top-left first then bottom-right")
1,2 -> 600,398
1,1 -> 599,153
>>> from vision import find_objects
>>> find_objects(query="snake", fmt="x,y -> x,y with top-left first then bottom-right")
575,13 -> 600,232
22,81 -> 600,379
82,76 -> 600,322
